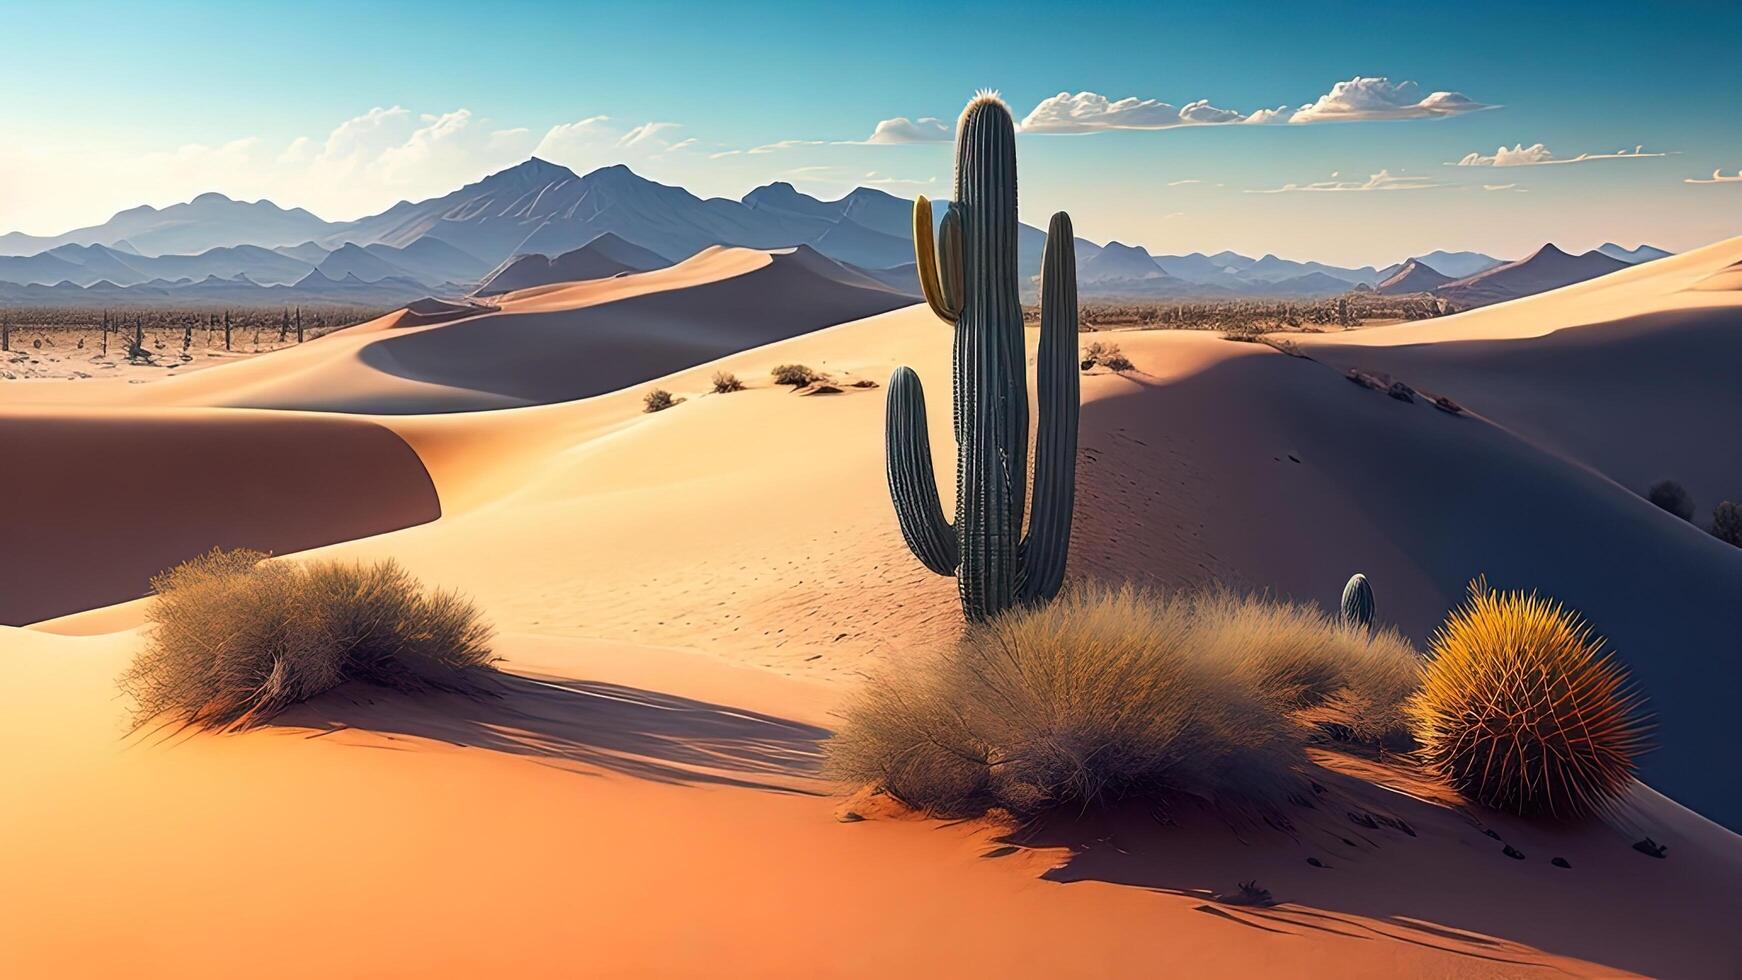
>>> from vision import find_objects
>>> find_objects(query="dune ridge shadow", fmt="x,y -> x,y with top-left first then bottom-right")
281,672 -> 831,794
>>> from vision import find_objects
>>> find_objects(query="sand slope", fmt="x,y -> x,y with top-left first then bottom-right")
4,237 -> 1742,976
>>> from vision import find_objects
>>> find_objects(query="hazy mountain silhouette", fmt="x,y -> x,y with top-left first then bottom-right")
1435,244 -> 1629,307
0,192 -> 336,257
1376,258 -> 1455,295
474,233 -> 672,296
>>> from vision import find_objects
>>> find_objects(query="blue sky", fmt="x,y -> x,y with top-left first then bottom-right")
3,0 -> 1737,264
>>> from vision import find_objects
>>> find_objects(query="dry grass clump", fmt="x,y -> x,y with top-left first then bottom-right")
1079,341 -> 1132,372
119,548 -> 496,732
771,363 -> 820,386
710,370 -> 745,393
1408,582 -> 1650,819
643,388 -> 679,412
827,584 -> 1419,819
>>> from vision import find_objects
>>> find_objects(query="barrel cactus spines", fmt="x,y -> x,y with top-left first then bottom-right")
1341,573 -> 1375,636
885,92 -> 1080,622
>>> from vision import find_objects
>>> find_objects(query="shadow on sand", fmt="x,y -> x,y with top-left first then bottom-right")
281,672 -> 831,794
1004,758 -> 1729,978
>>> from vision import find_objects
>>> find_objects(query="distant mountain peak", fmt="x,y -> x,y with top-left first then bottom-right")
190,191 -> 235,205
490,157 -> 581,183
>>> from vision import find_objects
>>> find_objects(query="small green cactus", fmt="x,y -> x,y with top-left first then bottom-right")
886,92 -> 1079,621
1341,573 -> 1375,636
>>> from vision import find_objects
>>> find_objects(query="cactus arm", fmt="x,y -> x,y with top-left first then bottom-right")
886,366 -> 958,575
913,197 -> 961,323
1018,212 -> 1080,604
937,204 -> 964,319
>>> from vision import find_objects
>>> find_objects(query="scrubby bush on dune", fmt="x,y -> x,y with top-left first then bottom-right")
1711,500 -> 1742,547
1079,340 -> 1132,372
711,370 -> 744,394
643,388 -> 678,412
771,363 -> 819,386
826,584 -> 1419,819
1408,582 -> 1650,819
1647,479 -> 1695,521
119,548 -> 496,732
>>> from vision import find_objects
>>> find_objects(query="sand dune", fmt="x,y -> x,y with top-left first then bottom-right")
4,236 -> 1742,975
1294,235 -> 1742,521
0,245 -> 913,415
0,407 -> 439,625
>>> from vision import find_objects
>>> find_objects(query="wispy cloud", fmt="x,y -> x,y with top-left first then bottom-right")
1166,178 -> 1202,186
1016,76 -> 1489,134
748,139 -> 828,155
1483,183 -> 1526,192
616,122 -> 681,148
862,116 -> 952,144
1248,169 -> 1443,194
1453,143 -> 1668,167
1685,168 -> 1742,184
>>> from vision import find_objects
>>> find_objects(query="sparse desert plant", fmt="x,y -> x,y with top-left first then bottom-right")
711,370 -> 745,393
1408,581 -> 1650,819
1647,479 -> 1695,521
827,584 -> 1420,818
1712,500 -> 1742,547
771,363 -> 819,386
1081,340 -> 1132,372
1340,573 -> 1375,637
644,388 -> 678,412
889,93 -> 1079,621
119,548 -> 496,732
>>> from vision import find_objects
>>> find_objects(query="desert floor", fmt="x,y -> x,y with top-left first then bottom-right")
4,242 -> 1741,978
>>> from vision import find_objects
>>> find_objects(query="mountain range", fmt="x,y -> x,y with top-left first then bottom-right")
0,158 -> 1672,308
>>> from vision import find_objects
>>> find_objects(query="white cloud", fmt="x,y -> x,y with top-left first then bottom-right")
1684,168 -> 1742,184
1019,91 -> 1246,133
1015,76 -> 1487,134
1166,178 -> 1202,186
1285,77 -> 1492,124
1454,143 -> 1667,167
533,115 -> 688,172
1249,169 -> 1443,194
864,116 -> 952,144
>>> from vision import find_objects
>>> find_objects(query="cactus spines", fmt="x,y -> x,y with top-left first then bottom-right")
885,93 -> 1080,621
1341,573 -> 1375,636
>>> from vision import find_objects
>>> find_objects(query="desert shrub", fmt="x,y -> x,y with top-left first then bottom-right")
118,548 -> 496,732
711,370 -> 745,393
643,388 -> 678,412
1080,341 -> 1132,372
826,584 -> 1419,819
1711,500 -> 1742,547
1408,582 -> 1649,819
771,363 -> 819,386
1646,479 -> 1694,521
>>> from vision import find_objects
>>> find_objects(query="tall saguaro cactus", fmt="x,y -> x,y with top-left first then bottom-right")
886,92 -> 1080,621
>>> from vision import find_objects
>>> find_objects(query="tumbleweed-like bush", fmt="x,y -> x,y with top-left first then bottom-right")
1647,479 -> 1695,521
1408,582 -> 1650,819
827,584 -> 1420,818
711,370 -> 745,393
119,548 -> 496,732
771,363 -> 819,386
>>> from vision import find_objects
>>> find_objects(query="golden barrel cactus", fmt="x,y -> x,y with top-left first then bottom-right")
1408,582 -> 1650,818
